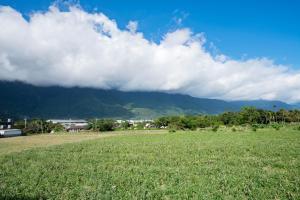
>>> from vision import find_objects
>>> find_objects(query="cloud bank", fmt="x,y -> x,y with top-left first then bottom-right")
0,5 -> 300,102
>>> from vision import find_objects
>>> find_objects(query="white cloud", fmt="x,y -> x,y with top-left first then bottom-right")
126,21 -> 138,33
0,5 -> 300,103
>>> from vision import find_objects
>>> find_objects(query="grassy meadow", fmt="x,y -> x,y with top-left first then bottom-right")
0,128 -> 300,199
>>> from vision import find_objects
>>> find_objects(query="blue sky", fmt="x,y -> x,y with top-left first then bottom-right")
1,0 -> 300,68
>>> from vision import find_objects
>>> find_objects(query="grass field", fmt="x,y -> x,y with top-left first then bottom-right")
0,133 -> 104,155
0,128 -> 299,199
0,130 -> 163,155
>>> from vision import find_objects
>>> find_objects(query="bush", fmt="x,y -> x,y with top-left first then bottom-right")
121,121 -> 130,129
231,127 -> 236,132
252,124 -> 259,132
212,125 -> 219,132
169,129 -> 176,133
272,123 -> 281,131
52,124 -> 65,132
90,119 -> 115,132
293,126 -> 300,131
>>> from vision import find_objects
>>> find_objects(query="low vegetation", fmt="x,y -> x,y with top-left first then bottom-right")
154,107 -> 300,131
0,127 -> 300,199
2,107 -> 299,198
0,128 -> 299,199
10,107 -> 300,134
0,132 -> 110,155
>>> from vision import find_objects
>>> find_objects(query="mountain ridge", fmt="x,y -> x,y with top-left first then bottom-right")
0,81 -> 297,119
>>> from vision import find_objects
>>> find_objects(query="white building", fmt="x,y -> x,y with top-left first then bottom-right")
47,119 -> 88,132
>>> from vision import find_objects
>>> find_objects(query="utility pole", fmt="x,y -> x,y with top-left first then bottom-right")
40,120 -> 44,134
24,117 -> 27,129
94,118 -> 98,131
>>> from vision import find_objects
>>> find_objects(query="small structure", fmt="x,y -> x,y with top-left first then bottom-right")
0,118 -> 13,130
47,119 -> 88,132
115,119 -> 154,129
0,129 -> 22,137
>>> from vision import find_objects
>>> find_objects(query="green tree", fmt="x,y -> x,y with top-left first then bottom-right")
239,107 -> 261,125
89,119 -> 116,132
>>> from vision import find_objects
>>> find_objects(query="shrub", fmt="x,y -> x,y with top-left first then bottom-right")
169,129 -> 176,133
212,125 -> 219,132
53,124 -> 65,132
252,124 -> 259,132
272,123 -> 281,131
90,119 -> 115,132
256,124 -> 266,129
293,126 -> 300,131
231,127 -> 237,132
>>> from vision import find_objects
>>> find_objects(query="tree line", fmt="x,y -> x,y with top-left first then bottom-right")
13,119 -> 65,135
154,107 -> 300,130
7,107 -> 300,134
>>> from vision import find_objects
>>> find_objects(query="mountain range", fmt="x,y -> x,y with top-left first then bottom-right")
0,81 -> 298,119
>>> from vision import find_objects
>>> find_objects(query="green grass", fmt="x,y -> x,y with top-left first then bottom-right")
0,133 -> 105,155
0,130 -> 164,155
0,128 -> 300,199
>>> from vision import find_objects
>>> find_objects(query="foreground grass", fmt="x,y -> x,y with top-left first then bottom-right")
0,129 -> 299,199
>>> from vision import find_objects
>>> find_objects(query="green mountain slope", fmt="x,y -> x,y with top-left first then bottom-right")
0,81 -> 296,119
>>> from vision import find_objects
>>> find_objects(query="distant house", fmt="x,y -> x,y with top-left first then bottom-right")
47,119 -> 88,132
0,118 -> 13,130
115,119 -> 154,129
116,119 -> 154,124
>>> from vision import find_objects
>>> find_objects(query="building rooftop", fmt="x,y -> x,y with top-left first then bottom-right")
47,119 -> 87,123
